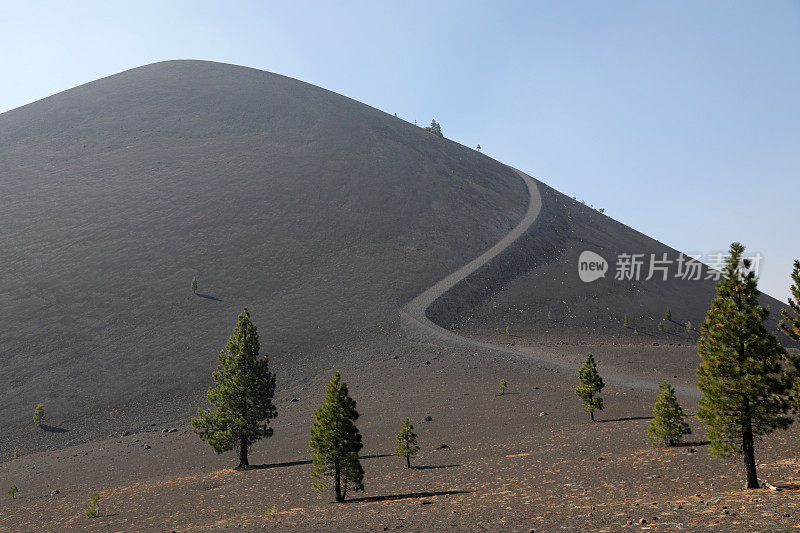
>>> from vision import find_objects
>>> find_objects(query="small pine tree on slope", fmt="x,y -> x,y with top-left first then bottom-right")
309,372 -> 364,502
647,382 -> 691,446
33,404 -> 45,426
575,353 -> 605,422
192,308 -> 277,469
394,418 -> 420,468
696,243 -> 791,489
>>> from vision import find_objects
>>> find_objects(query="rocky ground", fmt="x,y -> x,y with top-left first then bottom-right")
2,339 -> 799,532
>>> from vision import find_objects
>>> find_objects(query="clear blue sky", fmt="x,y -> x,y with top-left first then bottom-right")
1,1 -> 798,301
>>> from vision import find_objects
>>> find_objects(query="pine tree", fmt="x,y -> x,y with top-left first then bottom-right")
85,493 -> 105,518
309,372 -> 364,502
664,308 -> 672,321
190,276 -> 198,294
498,379 -> 508,395
575,353 -> 605,422
623,314 -> 629,328
696,243 -> 791,489
33,404 -> 45,426
647,382 -> 691,446
424,119 -> 443,137
686,321 -> 692,333
657,321 -> 664,332
192,308 -> 277,469
477,144 -> 481,151
780,260 -> 800,411
394,418 -> 419,468
8,484 -> 18,499
780,260 -> 800,341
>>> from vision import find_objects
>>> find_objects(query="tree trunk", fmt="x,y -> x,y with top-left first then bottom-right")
590,410 -> 595,422
742,407 -> 760,489
406,455 -> 411,468
238,434 -> 249,470
334,458 -> 343,502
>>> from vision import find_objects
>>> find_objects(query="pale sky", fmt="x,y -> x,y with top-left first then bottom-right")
1,1 -> 798,301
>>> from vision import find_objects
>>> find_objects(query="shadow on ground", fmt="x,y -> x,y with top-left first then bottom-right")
412,464 -> 460,470
345,490 -> 474,503
39,425 -> 68,433
598,416 -> 654,423
249,454 -> 394,470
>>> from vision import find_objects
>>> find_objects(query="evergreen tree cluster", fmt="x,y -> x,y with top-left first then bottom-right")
423,119 -> 443,137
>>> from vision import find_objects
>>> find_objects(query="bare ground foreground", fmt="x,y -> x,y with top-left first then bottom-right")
1,61 -> 797,531
3,341 -> 800,532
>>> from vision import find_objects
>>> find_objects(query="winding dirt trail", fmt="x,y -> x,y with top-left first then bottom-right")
400,168 -> 700,399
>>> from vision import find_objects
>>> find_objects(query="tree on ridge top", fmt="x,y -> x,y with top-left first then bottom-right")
424,119 -> 443,137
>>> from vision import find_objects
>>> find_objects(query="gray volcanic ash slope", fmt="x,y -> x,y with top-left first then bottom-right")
0,60 -> 526,434
0,60 -> 788,445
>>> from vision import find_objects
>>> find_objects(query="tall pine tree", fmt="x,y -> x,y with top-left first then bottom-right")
647,382 -> 691,446
780,260 -> 800,411
781,260 -> 800,341
192,308 -> 277,469
309,372 -> 364,502
575,353 -> 605,422
696,243 -> 791,489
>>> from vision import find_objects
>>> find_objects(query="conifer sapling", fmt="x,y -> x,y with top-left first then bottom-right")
85,492 -> 105,518
647,382 -> 691,446
394,418 -> 420,468
33,403 -> 45,426
575,353 -> 605,422
498,379 -> 508,395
